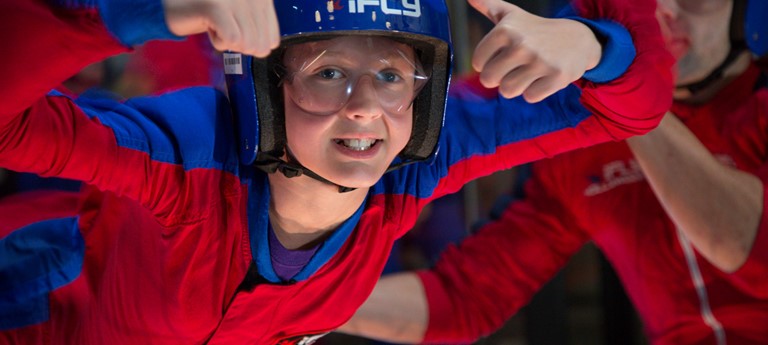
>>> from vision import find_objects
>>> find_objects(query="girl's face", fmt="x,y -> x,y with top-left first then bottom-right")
656,0 -> 733,85
281,36 -> 426,188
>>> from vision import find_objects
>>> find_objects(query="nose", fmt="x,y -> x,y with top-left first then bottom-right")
656,0 -> 678,24
656,0 -> 680,15
341,75 -> 384,121
656,0 -> 686,40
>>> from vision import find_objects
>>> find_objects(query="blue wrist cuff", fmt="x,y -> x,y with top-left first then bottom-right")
555,4 -> 636,83
565,17 -> 636,83
97,0 -> 182,46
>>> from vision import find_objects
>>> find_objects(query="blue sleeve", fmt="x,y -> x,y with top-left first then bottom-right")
98,0 -> 181,45
376,84 -> 591,200
71,87 -> 240,173
48,0 -> 181,46
557,5 -> 636,83
0,217 -> 83,330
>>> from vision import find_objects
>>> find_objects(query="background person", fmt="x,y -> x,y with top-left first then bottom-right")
339,0 -> 768,344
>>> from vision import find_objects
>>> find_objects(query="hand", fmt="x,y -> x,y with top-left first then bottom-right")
468,0 -> 602,102
162,0 -> 280,57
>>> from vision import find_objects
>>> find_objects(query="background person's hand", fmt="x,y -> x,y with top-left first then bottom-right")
469,0 -> 602,102
162,0 -> 280,57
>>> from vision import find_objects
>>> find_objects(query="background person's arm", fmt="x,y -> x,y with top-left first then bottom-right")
627,114 -> 763,272
342,158 -> 590,344
338,272 -> 428,344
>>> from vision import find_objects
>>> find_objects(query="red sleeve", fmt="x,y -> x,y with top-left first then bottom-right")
0,2 -> 236,228
455,0 -> 675,145
428,0 -> 674,195
0,190 -> 81,238
730,89 -> 768,297
572,0 -> 674,140
417,162 -> 591,344
729,185 -> 768,298
0,1 -> 134,199
522,0 -> 675,158
0,0 -> 127,119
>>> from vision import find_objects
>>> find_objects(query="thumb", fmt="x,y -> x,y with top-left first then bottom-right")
467,0 -> 516,24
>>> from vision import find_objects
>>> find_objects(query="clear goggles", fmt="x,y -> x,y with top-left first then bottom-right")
277,36 -> 430,116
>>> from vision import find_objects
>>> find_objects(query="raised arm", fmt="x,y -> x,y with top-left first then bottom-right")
0,0 -> 278,116
468,0 -> 602,103
627,114 -> 764,273
0,0 -> 277,223
467,0 -> 673,136
338,272 -> 428,343
162,0 -> 279,57
406,0 -> 673,208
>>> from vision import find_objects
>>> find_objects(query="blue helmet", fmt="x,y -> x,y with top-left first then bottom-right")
225,0 -> 453,174
743,0 -> 767,58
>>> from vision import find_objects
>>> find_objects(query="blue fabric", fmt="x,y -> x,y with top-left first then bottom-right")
746,0 -> 768,57
246,170 -> 276,281
0,292 -> 49,331
49,0 -> 97,8
0,217 -> 83,330
291,200 -> 365,282
47,88 -> 241,175
569,17 -> 635,83
97,0 -> 180,46
15,173 -> 82,193
373,83 -> 590,199
557,5 -> 636,83
367,10 -> 636,199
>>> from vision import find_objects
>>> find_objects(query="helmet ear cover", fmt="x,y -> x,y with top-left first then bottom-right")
732,0 -> 767,59
250,32 -> 451,166
250,51 -> 285,161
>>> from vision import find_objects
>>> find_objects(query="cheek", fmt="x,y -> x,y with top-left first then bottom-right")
391,113 -> 414,153
284,103 -> 328,155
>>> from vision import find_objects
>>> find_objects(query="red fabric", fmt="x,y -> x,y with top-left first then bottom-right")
572,0 -> 674,139
0,0 -> 673,342
122,34 -> 218,94
0,0 -> 127,118
421,65 -> 768,345
0,191 -> 80,238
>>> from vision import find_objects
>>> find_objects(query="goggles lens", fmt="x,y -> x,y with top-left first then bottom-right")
280,37 -> 430,116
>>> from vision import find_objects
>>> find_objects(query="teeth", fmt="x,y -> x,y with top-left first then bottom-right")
339,138 -> 377,151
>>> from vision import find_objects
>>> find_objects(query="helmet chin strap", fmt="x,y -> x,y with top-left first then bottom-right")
253,150 -> 357,193
675,43 -> 746,94
677,0 -> 749,95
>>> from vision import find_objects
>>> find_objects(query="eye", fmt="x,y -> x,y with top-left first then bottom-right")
376,70 -> 404,83
316,68 -> 345,80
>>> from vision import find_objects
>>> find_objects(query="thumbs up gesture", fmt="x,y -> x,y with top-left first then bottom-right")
163,0 -> 280,58
469,0 -> 602,102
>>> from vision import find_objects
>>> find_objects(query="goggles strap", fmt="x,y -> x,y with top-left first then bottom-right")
253,151 -> 357,193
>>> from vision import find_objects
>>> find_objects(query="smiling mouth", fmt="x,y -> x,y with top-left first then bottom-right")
335,138 -> 381,151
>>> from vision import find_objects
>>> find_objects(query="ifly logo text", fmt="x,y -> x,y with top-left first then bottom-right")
348,0 -> 421,17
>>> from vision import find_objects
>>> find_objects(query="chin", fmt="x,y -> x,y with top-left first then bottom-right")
329,175 -> 381,189
325,166 -> 388,189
